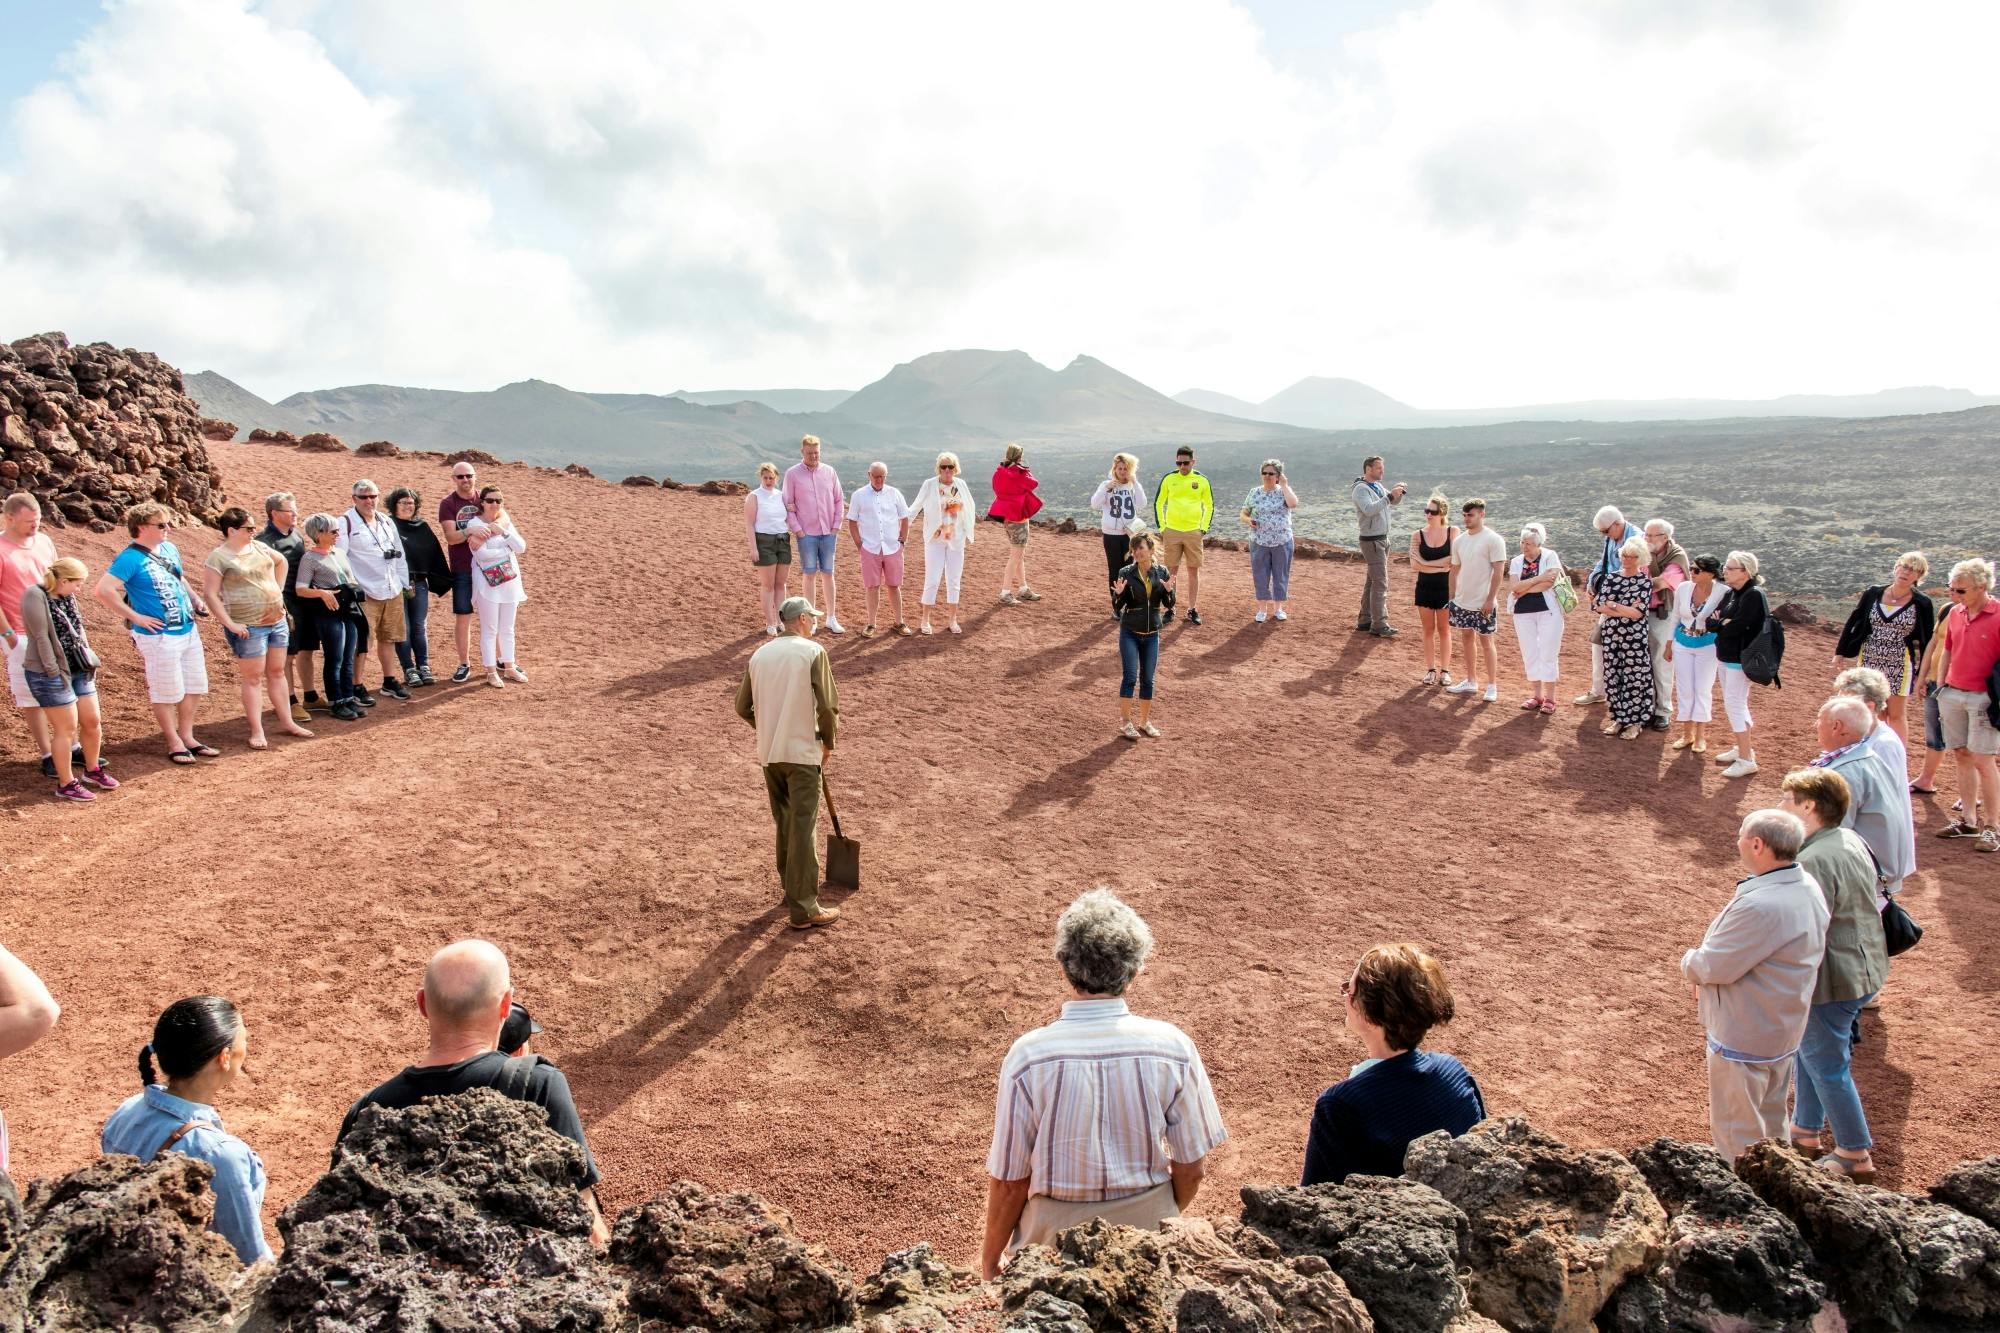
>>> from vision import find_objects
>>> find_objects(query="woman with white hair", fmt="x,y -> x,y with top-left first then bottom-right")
1592,536 -> 1654,739
1834,551 -> 1934,736
1713,551 -> 1770,778
906,452 -> 977,635
1240,459 -> 1298,622
744,461 -> 792,636
1504,523 -> 1565,712
1089,453 -> 1147,614
979,888 -> 1226,1279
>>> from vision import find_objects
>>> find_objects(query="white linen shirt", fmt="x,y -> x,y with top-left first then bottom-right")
335,506 -> 410,600
847,483 -> 913,556
986,997 -> 1227,1201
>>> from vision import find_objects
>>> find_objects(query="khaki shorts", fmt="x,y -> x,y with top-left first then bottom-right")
1161,529 -> 1204,571
1004,521 -> 1031,548
362,594 -> 407,644
1937,686 -> 2000,755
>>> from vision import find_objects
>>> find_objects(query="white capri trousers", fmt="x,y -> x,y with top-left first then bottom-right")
921,539 -> 966,605
1512,611 -> 1563,682
1674,642 -> 1719,723
1721,663 -> 1754,732
476,598 -> 519,667
1648,614 -> 1675,720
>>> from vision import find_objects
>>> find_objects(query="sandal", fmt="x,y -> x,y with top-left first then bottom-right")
1909,782 -> 1938,795
189,744 -> 221,758
1421,670 -> 1438,686
860,624 -> 877,639
895,623 -> 913,636
1788,1133 -> 1825,1160
1539,700 -> 1556,714
1817,1154 -> 1875,1185
1438,672 -> 1454,687
167,750 -> 196,766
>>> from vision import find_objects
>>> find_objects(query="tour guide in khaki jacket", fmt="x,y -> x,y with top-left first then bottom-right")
735,596 -> 842,930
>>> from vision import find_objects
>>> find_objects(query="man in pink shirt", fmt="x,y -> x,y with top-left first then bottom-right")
0,493 -> 66,775
1935,557 -> 2000,852
783,435 -> 846,635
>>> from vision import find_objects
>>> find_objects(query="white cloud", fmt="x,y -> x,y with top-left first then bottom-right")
2,0 -> 1995,406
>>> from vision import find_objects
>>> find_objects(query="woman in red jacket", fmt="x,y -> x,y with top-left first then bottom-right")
989,443 -> 1044,605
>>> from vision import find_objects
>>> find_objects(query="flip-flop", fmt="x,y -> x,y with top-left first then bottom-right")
167,750 -> 196,766
189,744 -> 221,758
1909,783 -> 1938,794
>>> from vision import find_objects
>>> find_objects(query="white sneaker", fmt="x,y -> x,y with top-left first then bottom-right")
765,624 -> 779,637
1482,684 -> 1498,703
1574,691 -> 1605,705
486,669 -> 505,689
1723,757 -> 1760,779
1714,747 -> 1739,765
1120,721 -> 1140,741
824,617 -> 846,635
1254,611 -> 1267,623
1274,609 -> 1288,621
1446,679 -> 1479,695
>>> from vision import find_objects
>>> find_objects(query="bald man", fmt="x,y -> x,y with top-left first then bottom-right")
336,939 -> 609,1242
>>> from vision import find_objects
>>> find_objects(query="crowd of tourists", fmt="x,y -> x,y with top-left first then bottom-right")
0,463 -> 531,802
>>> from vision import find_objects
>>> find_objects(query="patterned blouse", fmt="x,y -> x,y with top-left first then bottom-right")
1242,487 -> 1293,547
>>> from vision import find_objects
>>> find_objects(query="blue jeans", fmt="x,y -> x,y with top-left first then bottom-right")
316,609 -> 357,704
395,585 -> 431,674
1119,627 -> 1159,700
1792,993 -> 1873,1150
1251,541 -> 1293,601
797,532 -> 837,574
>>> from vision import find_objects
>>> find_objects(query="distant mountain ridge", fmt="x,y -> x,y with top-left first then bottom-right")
670,388 -> 852,413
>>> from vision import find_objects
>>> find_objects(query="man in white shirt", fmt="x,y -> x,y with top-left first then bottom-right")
335,478 -> 413,701
845,462 -> 912,639
1446,498 -> 1509,702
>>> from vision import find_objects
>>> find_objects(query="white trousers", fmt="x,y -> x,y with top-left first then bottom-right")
1721,664 -> 1753,732
921,540 -> 965,605
1648,614 -> 1675,721
477,599 -> 518,667
1513,611 -> 1563,682
1589,637 -> 1605,694
1674,642 -> 1719,722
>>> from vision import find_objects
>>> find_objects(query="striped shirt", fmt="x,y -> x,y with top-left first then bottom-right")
986,998 -> 1227,1201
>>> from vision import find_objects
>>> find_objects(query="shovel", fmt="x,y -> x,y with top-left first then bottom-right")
822,771 -> 860,890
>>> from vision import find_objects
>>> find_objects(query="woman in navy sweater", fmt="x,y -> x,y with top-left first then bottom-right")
1302,944 -> 1486,1185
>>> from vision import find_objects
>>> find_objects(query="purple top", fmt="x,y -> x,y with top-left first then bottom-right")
439,491 -> 481,573
783,461 -> 844,536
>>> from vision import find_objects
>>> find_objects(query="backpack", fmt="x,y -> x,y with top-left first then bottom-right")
1741,595 -> 1786,688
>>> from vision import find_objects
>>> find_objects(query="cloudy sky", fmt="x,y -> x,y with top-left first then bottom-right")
1,0 -> 1993,406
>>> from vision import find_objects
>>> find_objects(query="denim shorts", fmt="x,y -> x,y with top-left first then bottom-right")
797,532 -> 837,574
222,620 -> 289,659
23,668 -> 95,709
452,568 -> 476,616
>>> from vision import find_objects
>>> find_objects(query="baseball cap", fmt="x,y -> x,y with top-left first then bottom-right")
499,1002 -> 543,1052
778,596 -> 823,623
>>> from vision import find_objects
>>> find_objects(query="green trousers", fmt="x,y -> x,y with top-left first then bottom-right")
763,762 -> 823,924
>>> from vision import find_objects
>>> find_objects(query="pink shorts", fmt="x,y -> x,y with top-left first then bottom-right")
859,549 -> 905,589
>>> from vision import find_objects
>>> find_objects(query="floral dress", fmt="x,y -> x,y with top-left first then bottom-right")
1861,596 -> 1918,692
1597,570 -> 1655,727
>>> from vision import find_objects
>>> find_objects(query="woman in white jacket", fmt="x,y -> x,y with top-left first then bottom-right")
465,486 -> 529,687
1669,554 -> 1726,753
905,452 -> 977,635
1505,523 -> 1566,714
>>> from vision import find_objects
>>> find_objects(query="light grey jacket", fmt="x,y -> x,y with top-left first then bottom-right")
1824,741 -> 1914,893
1680,863 -> 1830,1060
1797,826 -> 1889,1005
1351,479 -> 1397,538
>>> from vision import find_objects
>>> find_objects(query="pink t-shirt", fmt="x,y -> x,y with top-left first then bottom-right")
1943,600 -> 2000,692
782,462 -> 844,536
0,532 -> 57,631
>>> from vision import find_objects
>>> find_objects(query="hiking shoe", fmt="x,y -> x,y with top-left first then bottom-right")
1120,721 -> 1140,741
505,664 -> 529,684
38,754 -> 55,779
788,907 -> 841,930
1188,609 -> 1203,626
79,764 -> 119,790
411,667 -> 436,687
54,780 -> 94,803
289,699 -> 313,725
1139,721 -> 1161,738
1370,625 -> 1401,637
303,691 -> 330,713
352,684 -> 377,706
1017,588 -> 1043,602
1976,829 -> 2000,853
382,678 -> 411,700
451,663 -> 472,684
1723,758 -> 1760,779
1574,691 -> 1605,705
331,702 -> 364,721
1936,820 -> 1980,839
999,590 -> 1017,605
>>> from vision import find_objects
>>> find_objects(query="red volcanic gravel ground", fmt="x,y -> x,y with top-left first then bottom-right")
2,439 -> 1996,1272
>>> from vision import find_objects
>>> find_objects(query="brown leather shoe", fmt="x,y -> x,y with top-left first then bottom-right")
788,907 -> 842,930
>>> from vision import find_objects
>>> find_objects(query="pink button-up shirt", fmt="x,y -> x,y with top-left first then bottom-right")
783,461 -> 845,537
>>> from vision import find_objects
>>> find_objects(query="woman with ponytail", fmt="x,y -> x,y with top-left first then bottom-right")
100,996 -> 271,1264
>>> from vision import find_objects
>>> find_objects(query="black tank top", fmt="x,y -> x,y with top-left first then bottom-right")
1418,528 -> 1453,561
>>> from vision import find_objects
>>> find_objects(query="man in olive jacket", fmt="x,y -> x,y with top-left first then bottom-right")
735,596 -> 841,930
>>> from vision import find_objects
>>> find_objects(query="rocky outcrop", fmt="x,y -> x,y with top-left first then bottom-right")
621,474 -> 660,487
611,1181 -> 856,1330
0,332 -> 224,531
1609,1137 -> 1827,1331
198,418 -> 236,441
355,440 -> 400,457
296,432 -> 348,453
246,428 -> 298,444
1403,1117 -> 1667,1332
698,479 -> 750,496
444,448 -> 499,466
564,462 -> 596,478
0,1154 -> 248,1331
1239,1176 -> 1471,1332
1933,1155 -> 2000,1231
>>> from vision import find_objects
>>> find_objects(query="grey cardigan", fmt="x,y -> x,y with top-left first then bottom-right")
1797,826 -> 1889,1005
1681,863 -> 1830,1061
16,585 -> 99,678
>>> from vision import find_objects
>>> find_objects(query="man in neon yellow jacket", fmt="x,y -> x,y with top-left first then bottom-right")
1155,446 -> 1213,626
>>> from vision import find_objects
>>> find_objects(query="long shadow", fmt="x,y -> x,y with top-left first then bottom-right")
561,907 -> 804,1120
602,631 -> 765,698
1348,690 -> 1468,765
1006,619 -> 1115,680
1279,631 -> 1388,701
1461,705 -> 1552,773
1850,1011 -> 1916,1188
1006,737 -> 1134,817
1189,620 -> 1277,672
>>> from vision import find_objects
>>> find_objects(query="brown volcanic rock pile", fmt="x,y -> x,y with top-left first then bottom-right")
0,332 -> 224,531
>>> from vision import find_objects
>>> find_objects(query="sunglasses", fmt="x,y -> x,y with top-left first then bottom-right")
1950,587 -> 1969,596
1426,508 -> 1443,516
482,497 -> 504,504
355,492 -> 379,500
1261,471 -> 1277,477
453,473 -> 475,480
938,465 -> 956,471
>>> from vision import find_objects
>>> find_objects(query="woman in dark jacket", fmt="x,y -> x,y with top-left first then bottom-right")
388,487 -> 449,687
1112,531 -> 1175,740
1834,552 -> 1935,736
1712,550 -> 1769,779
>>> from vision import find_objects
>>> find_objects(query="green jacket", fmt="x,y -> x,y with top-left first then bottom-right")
1797,825 -> 1888,1005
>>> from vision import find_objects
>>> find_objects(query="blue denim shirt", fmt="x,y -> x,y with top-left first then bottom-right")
101,1085 -> 271,1264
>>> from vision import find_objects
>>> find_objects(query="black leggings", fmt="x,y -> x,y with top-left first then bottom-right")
1102,532 -> 1129,594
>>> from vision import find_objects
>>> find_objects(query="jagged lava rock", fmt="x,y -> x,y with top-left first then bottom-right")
563,462 -> 595,478
1737,1139 -> 2000,1328
296,432 -> 348,452
444,448 -> 498,466
620,474 -> 659,487
1402,1117 -> 1667,1333
1611,1137 -> 1828,1332
1000,1220 -> 1174,1332
1003,1289 -> 1095,1332
354,439 -> 400,458
608,1179 -> 855,1330
264,1087 -> 609,1332
1164,1217 -> 1373,1331
698,478 -> 750,495
0,1154 -> 245,1332
851,1241 -> 972,1330
1933,1155 -> 2000,1231
198,417 -> 237,440
1239,1176 -> 1470,1332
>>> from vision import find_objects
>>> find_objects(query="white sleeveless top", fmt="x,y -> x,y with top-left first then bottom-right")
753,485 -> 789,535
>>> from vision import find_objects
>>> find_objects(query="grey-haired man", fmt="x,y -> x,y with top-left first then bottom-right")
735,596 -> 842,930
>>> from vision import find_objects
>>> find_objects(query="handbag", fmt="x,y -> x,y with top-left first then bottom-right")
479,553 -> 520,588
1551,573 -> 1578,615
1882,896 -> 1922,956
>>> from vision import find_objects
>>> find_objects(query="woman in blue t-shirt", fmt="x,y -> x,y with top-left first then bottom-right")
93,502 -> 216,764
1302,944 -> 1486,1186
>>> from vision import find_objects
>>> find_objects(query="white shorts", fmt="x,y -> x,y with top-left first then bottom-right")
5,635 -> 32,709
132,630 -> 210,705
